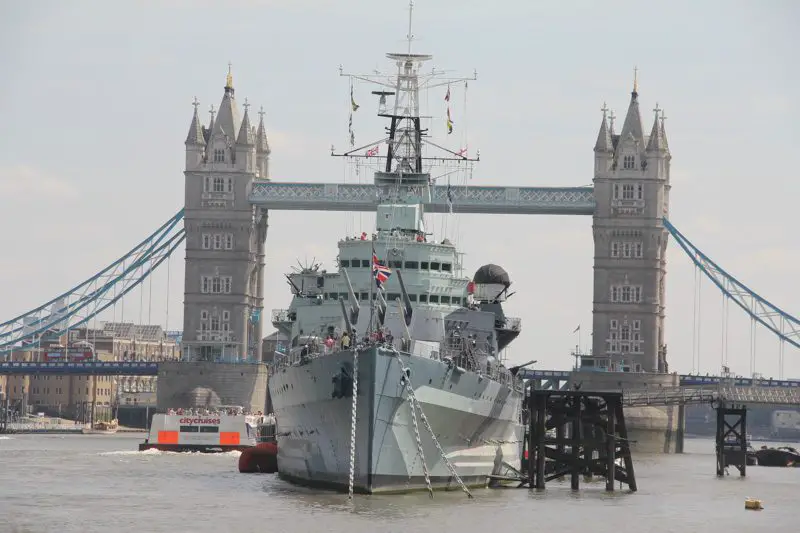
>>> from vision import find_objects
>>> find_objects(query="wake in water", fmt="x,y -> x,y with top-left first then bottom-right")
99,449 -> 242,458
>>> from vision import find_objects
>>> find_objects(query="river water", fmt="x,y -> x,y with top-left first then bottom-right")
0,433 -> 796,533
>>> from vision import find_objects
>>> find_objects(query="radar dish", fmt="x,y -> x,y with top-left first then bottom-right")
473,264 -> 511,287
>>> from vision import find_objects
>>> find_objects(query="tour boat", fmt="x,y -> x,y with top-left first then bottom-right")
139,407 -> 266,452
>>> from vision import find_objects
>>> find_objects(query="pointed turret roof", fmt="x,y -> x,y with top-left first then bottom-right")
185,98 -> 205,145
660,112 -> 669,152
256,106 -> 271,155
617,90 -> 646,151
237,100 -> 255,145
210,65 -> 241,145
594,103 -> 613,152
645,105 -> 667,153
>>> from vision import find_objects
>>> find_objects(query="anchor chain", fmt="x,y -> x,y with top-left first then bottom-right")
347,349 -> 359,500
405,377 -> 433,498
395,354 -> 473,499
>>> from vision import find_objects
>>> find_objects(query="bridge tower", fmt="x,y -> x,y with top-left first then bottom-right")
591,74 -> 671,373
182,67 -> 270,362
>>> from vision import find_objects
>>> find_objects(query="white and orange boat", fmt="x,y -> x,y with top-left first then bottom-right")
139,406 -> 266,452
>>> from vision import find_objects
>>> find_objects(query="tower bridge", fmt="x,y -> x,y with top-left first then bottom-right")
0,68 -> 798,419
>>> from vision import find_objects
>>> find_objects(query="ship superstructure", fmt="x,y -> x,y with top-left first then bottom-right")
268,5 -> 525,494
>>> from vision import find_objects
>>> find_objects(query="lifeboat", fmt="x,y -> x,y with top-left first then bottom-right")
238,414 -> 278,473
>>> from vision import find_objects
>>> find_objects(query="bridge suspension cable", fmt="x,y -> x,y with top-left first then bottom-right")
664,219 -> 800,352
0,210 -> 185,355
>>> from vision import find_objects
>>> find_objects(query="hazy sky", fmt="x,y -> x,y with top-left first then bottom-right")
1,0 -> 798,378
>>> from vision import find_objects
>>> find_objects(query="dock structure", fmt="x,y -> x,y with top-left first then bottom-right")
523,389 -> 637,492
715,404 -> 748,477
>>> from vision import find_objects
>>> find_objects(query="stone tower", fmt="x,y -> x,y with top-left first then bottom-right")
591,75 -> 671,373
182,67 -> 271,362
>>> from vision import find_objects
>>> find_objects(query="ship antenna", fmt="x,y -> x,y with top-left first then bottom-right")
406,0 -> 414,54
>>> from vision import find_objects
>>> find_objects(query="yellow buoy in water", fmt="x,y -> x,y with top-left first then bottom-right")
745,498 -> 763,511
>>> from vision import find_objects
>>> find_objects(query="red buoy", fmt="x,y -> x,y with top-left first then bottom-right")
238,442 -> 278,473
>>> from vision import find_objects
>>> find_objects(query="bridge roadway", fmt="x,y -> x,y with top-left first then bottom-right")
2,362 -> 799,393
520,369 -> 800,389
248,182 -> 596,215
621,385 -> 800,407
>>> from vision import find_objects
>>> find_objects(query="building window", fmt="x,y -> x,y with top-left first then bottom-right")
623,155 -> 635,170
204,177 -> 211,192
634,242 -> 643,258
213,177 -> 225,192
222,310 -> 230,321
200,275 -> 233,294
622,184 -> 635,199
610,284 -> 643,303
611,242 -> 619,258
610,319 -> 618,330
225,234 -> 233,250
201,310 -> 208,321
633,320 -> 641,330
227,178 -> 233,193
213,234 -> 222,250
202,234 -> 211,249
622,242 -> 632,258
214,149 -> 225,163
636,183 -> 644,200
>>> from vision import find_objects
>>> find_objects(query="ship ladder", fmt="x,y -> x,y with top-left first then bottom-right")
406,381 -> 434,498
347,348 -> 359,500
394,353 -> 474,499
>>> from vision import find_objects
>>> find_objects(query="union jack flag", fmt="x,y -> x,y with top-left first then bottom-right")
372,251 -> 392,289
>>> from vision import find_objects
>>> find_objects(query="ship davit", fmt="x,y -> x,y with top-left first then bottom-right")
238,442 -> 278,473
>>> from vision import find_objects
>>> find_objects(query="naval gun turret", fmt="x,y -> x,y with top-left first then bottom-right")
469,264 -> 521,351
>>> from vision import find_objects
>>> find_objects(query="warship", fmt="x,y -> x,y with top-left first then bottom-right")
267,8 -> 525,495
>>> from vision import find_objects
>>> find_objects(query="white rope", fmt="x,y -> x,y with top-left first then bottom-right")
347,349 -> 359,499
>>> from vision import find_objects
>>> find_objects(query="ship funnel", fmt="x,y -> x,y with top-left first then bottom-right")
341,269 -> 360,324
395,270 -> 413,326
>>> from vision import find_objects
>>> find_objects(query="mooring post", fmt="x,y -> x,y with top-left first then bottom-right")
534,392 -> 547,490
570,396 -> 582,490
676,404 -> 685,454
614,400 -> 637,492
739,407 -> 747,477
526,387 -> 535,486
715,403 -> 725,477
606,399 -> 616,491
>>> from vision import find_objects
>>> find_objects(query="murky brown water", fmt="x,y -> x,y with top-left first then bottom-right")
0,433 -> 796,533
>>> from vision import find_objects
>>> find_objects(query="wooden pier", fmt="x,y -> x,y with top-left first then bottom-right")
520,389 -> 637,492
715,403 -> 748,477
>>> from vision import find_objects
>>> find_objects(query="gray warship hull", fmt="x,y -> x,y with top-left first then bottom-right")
269,346 -> 524,494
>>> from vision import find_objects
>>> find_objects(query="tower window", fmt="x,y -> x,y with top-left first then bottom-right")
227,178 -> 233,193
611,242 -> 619,258
202,234 -> 211,250
214,149 -> 225,163
213,177 -> 225,192
225,234 -> 233,249
200,275 -> 233,294
622,184 -> 635,200
610,284 -> 643,303
623,155 -> 635,170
